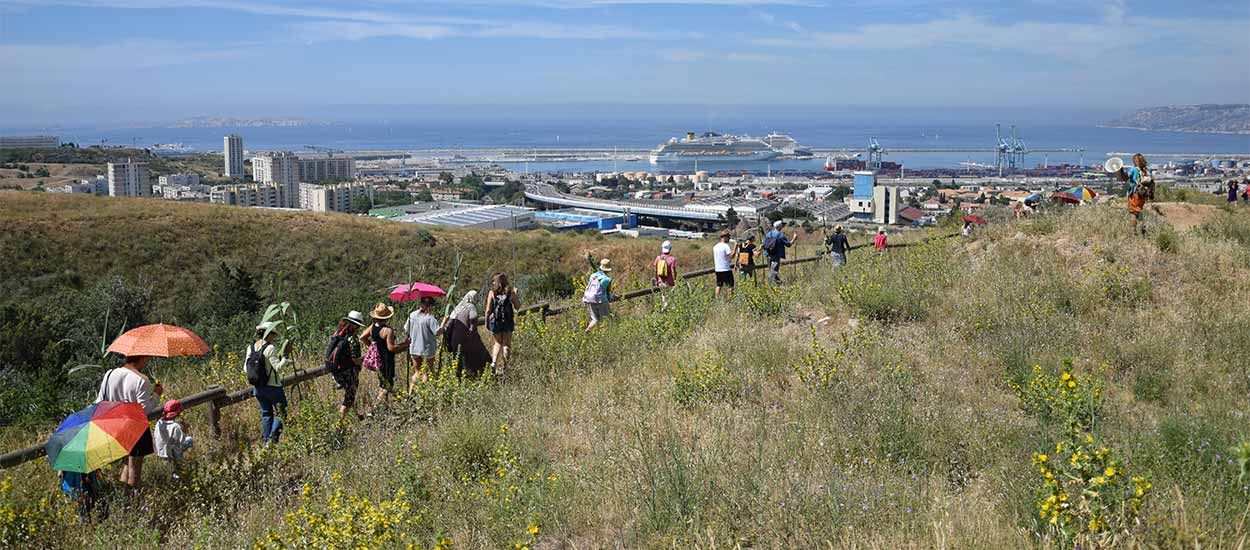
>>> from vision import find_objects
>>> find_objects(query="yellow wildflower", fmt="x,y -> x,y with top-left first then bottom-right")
1092,476 -> 1106,485
528,523 -> 539,535
1104,467 -> 1115,477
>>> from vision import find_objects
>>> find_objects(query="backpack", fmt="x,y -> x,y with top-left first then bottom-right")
489,291 -> 514,328
582,273 -> 605,303
763,232 -> 780,256
655,256 -> 670,280
245,343 -> 272,387
324,333 -> 353,372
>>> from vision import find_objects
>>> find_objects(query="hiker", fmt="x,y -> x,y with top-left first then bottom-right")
404,297 -> 443,390
874,227 -> 888,251
1118,153 -> 1153,234
961,221 -> 974,238
325,310 -> 365,419
154,399 -> 193,475
245,322 -> 291,445
1228,179 -> 1239,204
1239,178 -> 1249,206
763,220 -> 796,285
583,257 -> 613,332
362,303 -> 407,408
825,225 -> 850,269
59,470 -> 105,522
652,241 -> 677,308
736,235 -> 759,283
95,354 -> 161,487
443,290 -> 490,378
713,231 -> 735,298
486,272 -> 520,375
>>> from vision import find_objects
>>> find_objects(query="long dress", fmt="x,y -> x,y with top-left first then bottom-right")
444,307 -> 490,378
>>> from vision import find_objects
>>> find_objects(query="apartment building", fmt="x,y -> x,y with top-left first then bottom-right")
298,182 -> 372,213
107,159 -> 151,197
224,135 -> 245,178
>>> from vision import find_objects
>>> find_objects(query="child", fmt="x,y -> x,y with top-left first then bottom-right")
154,399 -> 193,474
59,470 -> 106,522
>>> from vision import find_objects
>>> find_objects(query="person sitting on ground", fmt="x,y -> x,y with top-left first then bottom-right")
326,310 -> 365,419
154,399 -> 193,475
443,290 -> 490,378
245,322 -> 291,445
96,354 -> 162,487
736,235 -> 759,283
874,227 -> 888,251
652,241 -> 677,308
582,256 -> 613,332
961,221 -> 974,238
712,231 -> 735,298
485,272 -> 520,376
825,225 -> 850,269
362,303 -> 407,409
763,220 -> 796,285
405,297 -> 443,390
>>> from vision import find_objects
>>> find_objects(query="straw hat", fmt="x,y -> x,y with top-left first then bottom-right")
834,224 -> 843,233
598,258 -> 612,272
370,303 -> 395,320
343,310 -> 366,327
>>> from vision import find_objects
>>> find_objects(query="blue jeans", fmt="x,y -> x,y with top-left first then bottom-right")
253,385 -> 287,444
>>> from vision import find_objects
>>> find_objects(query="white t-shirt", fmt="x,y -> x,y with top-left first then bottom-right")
95,367 -> 158,412
154,418 -> 192,460
712,242 -> 733,272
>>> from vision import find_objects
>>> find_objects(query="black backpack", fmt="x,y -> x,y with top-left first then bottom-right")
245,343 -> 272,387
324,334 -> 353,372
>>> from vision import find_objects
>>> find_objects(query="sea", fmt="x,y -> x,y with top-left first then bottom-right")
9,108 -> 1249,171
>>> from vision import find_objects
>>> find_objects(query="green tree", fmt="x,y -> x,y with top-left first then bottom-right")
438,172 -> 454,184
724,207 -> 740,229
34,167 -> 50,178
351,195 -> 373,214
202,263 -> 262,322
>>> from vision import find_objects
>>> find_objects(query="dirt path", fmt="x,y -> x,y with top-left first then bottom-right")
1148,201 -> 1221,231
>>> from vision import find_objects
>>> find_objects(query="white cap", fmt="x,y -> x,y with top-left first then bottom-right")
661,240 -> 672,253
773,220 -> 783,228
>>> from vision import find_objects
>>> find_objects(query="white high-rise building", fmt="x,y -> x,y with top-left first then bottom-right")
252,152 -> 298,186
224,135 -> 245,179
297,157 -> 355,183
107,159 -> 151,197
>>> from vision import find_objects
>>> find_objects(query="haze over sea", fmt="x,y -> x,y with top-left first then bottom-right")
8,106 -> 1249,170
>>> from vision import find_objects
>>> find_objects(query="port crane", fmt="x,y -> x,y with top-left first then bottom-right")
303,145 -> 344,157
866,137 -> 885,170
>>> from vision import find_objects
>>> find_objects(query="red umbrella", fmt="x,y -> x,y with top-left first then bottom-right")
388,282 -> 447,303
963,215 -> 987,225
1051,192 -> 1081,204
106,324 -> 210,358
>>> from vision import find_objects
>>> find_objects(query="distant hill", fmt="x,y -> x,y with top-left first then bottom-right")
1102,104 -> 1250,134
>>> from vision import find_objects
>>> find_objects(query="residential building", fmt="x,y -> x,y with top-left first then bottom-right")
872,185 -> 900,225
64,175 -> 108,195
297,157 -> 355,183
210,181 -> 297,208
0,135 -> 59,149
158,173 -> 201,187
107,159 -> 151,197
252,152 -> 298,186
224,135 -> 245,178
298,182 -> 372,213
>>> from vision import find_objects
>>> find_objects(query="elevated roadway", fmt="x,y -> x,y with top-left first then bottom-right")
523,184 -> 724,222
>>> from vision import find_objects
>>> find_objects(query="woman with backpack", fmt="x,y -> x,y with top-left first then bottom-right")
485,273 -> 520,376
325,310 -> 365,420
245,322 -> 291,445
653,241 -> 677,308
582,257 -> 613,332
361,303 -> 407,410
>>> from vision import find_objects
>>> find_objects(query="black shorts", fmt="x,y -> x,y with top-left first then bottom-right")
130,428 -> 154,457
715,270 -> 735,287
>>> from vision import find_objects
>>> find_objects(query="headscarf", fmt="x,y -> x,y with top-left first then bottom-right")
451,290 -> 478,325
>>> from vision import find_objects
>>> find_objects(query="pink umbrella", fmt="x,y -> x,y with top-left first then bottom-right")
388,282 -> 447,303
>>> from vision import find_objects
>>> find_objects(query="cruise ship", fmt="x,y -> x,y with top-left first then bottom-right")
649,132 -> 782,163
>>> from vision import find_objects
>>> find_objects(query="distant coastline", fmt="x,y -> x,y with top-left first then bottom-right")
163,116 -> 331,129
1101,104 -> 1250,135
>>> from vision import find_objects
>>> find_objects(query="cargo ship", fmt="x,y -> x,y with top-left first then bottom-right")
649,132 -> 782,163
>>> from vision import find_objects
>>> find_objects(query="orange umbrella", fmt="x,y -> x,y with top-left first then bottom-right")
106,324 -> 210,358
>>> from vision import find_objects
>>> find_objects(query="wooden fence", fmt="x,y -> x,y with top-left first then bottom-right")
0,233 -> 950,470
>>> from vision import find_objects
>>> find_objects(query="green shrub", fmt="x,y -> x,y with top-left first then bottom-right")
1010,360 -> 1104,433
1030,432 -> 1151,546
1154,224 -> 1179,253
438,419 -> 498,479
737,280 -> 799,318
672,354 -> 743,407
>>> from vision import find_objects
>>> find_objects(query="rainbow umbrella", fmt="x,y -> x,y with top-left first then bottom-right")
1061,186 -> 1097,201
46,401 -> 149,473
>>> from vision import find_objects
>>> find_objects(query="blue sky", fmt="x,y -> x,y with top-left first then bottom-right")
0,0 -> 1247,126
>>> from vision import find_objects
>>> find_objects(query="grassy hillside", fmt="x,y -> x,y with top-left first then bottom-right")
3,192 -> 1247,548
